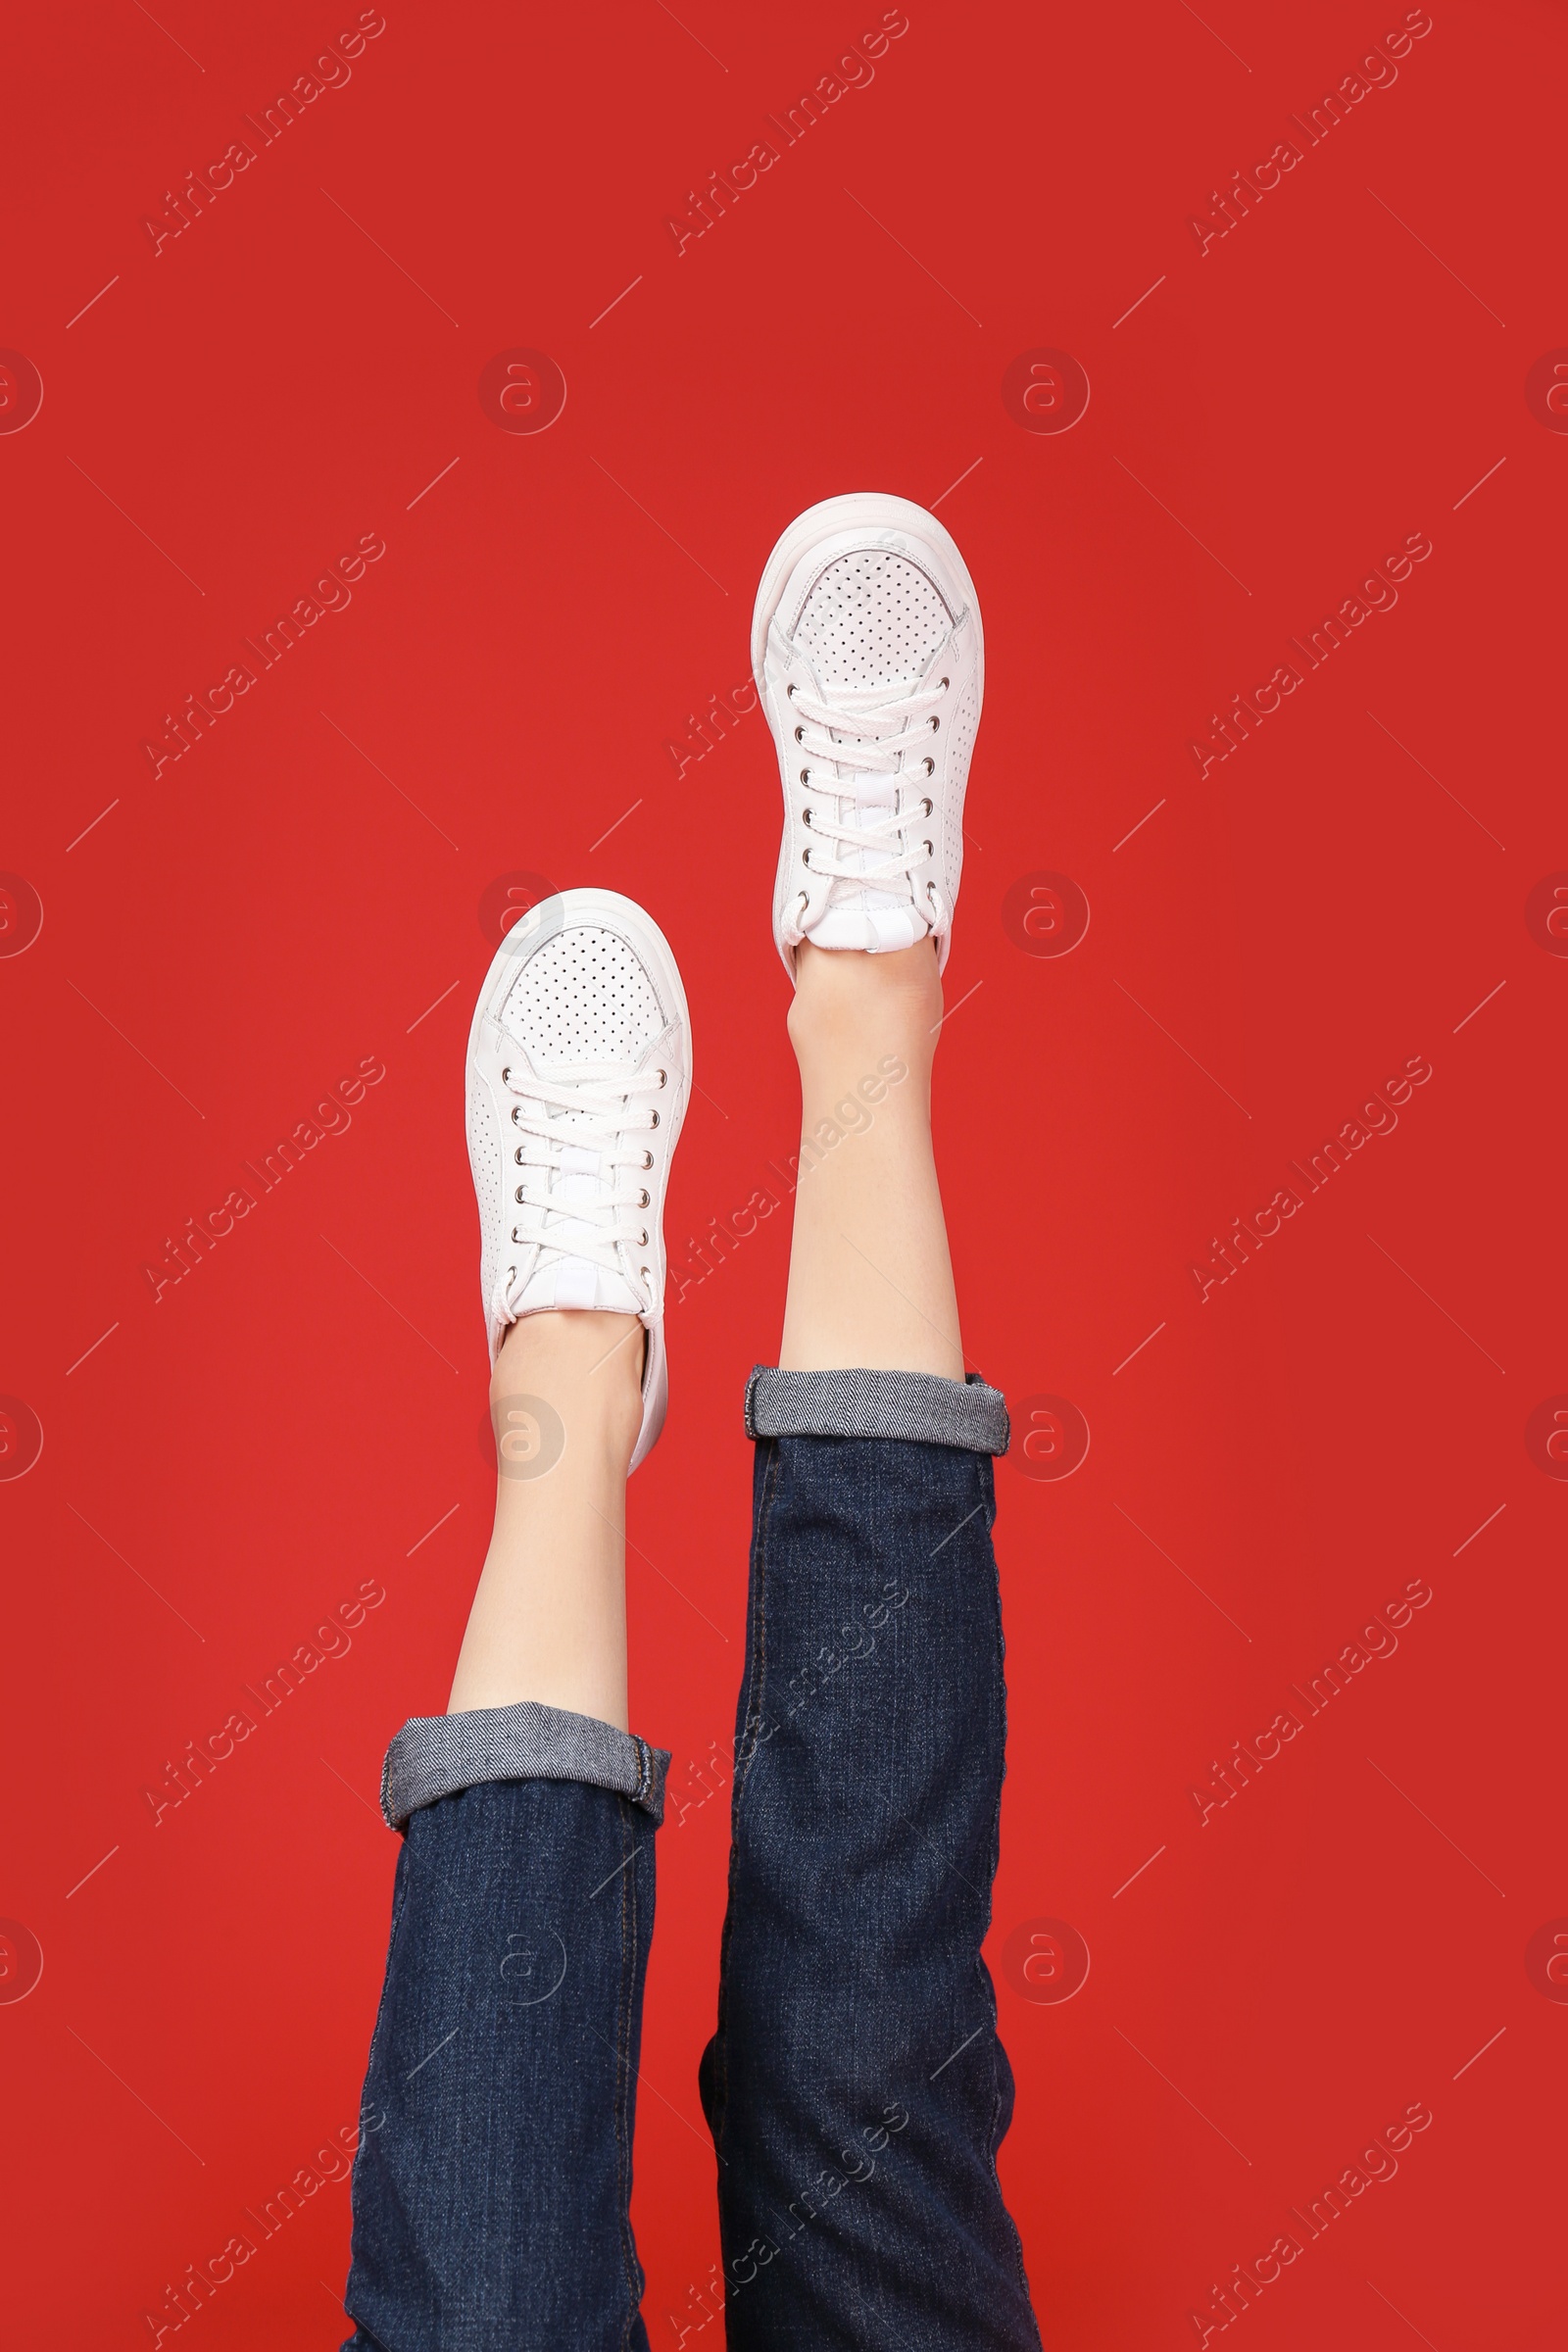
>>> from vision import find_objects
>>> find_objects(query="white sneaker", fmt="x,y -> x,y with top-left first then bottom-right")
753,491 -> 984,977
465,889 -> 691,1472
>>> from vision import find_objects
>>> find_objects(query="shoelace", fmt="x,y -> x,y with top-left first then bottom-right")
495,1058 -> 666,1319
790,677 -> 948,898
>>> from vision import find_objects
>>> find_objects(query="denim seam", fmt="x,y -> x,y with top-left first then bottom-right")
354,1842 -> 412,2168
978,1451 -> 1042,2337
712,1435 -> 783,2174
736,1439 -> 783,1797
614,1800 -> 642,2347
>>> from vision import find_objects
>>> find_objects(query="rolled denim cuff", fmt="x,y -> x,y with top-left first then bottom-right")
380,1699 -> 670,1832
744,1365 -> 1010,1455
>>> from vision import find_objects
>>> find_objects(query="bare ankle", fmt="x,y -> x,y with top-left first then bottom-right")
491,1311 -> 644,1465
788,940 -> 942,1063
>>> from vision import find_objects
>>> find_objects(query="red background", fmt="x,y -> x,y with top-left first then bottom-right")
2,1 -> 1563,2343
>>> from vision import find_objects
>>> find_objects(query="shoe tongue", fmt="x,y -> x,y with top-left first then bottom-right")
514,1260 -> 641,1316
822,771 -> 902,916
808,696 -> 920,928
809,904 -> 923,953
511,1111 -> 644,1319
506,1047 -> 646,1320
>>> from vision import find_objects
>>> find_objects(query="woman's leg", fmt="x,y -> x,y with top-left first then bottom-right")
343,1337 -> 661,2352
779,941 -> 963,1380
343,893 -> 691,2352
699,497 -> 1039,2347
448,1306 -> 643,1729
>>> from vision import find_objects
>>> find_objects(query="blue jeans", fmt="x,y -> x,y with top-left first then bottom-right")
343,1368 -> 1039,2351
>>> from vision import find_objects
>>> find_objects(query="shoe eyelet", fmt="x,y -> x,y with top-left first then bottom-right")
922,757 -> 935,776
802,847 -> 810,868
501,1065 -> 511,1084
802,807 -> 812,827
939,675 -> 950,690
929,715 -> 940,734
794,726 -> 804,743
514,1186 -> 525,1203
799,767 -> 810,786
786,684 -> 797,700
514,1146 -> 523,1163
639,1189 -> 651,1208
923,841 -> 934,858
921,797 -> 933,817
657,1068 -> 667,1089
642,1150 -> 654,1170
511,1104 -> 522,1124
639,1229 -> 649,1247
650,1109 -> 661,1129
